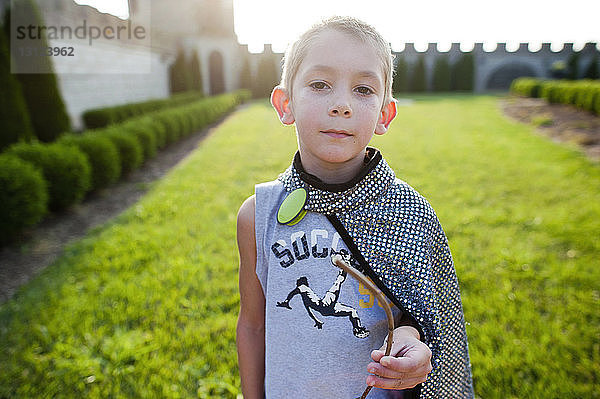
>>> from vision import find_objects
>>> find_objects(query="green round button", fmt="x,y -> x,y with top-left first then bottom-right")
277,188 -> 308,226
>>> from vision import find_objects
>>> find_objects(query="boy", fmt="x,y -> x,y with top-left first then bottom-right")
236,16 -> 473,398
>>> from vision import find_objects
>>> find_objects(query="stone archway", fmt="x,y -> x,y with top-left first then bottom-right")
485,62 -> 538,90
209,50 -> 225,95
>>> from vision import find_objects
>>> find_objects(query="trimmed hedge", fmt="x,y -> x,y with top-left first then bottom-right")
82,91 -> 205,130
58,133 -> 121,190
511,77 -> 600,115
119,120 -> 158,161
0,90 -> 251,244
6,142 -> 91,211
101,127 -> 144,175
0,154 -> 47,244
509,77 -> 544,98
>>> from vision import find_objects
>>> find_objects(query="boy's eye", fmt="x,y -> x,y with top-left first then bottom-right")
355,86 -> 374,95
309,81 -> 329,90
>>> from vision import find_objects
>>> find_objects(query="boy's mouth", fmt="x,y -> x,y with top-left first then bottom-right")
321,129 -> 352,138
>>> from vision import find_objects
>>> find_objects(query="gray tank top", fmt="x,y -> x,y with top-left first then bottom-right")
255,180 -> 404,399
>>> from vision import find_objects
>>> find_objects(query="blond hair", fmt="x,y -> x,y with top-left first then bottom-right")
280,16 -> 394,108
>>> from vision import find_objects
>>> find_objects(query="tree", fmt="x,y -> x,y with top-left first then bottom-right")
410,55 -> 426,92
238,53 -> 252,91
451,53 -> 474,91
170,48 -> 192,94
567,52 -> 580,80
583,55 -> 599,80
432,56 -> 451,92
188,49 -> 203,93
5,0 -> 71,142
254,53 -> 278,98
392,56 -> 408,94
0,16 -> 34,150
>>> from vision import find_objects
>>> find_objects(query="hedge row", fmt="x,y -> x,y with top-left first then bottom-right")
0,90 -> 251,245
82,90 -> 206,130
510,77 -> 600,115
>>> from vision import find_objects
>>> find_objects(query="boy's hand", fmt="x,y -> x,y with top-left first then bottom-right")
366,326 -> 432,390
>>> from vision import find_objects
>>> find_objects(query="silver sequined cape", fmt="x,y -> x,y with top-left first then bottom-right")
278,148 -> 474,398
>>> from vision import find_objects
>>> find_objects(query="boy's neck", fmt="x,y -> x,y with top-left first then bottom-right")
298,149 -> 367,185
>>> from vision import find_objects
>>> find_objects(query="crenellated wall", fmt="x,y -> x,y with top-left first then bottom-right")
258,41 -> 600,93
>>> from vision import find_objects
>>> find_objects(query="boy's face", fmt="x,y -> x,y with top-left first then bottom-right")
272,29 -> 396,172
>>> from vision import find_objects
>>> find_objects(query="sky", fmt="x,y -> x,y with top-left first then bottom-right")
74,0 -> 600,53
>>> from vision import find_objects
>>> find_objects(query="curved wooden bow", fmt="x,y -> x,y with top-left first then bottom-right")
331,254 -> 395,399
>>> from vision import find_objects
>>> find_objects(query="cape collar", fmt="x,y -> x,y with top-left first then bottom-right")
278,147 -> 396,215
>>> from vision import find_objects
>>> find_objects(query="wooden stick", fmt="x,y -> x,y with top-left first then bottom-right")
331,254 -> 395,399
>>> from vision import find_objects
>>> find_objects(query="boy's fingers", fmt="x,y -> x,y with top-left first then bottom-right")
370,349 -> 385,362
380,355 -> 432,374
367,359 -> 431,380
366,362 -> 406,380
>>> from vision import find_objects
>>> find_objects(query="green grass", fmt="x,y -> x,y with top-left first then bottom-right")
1,95 -> 599,398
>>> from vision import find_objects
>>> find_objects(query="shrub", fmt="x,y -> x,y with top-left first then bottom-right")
583,56 -> 599,80
537,79 -> 600,114
6,0 -> 71,142
0,154 -> 47,244
573,81 -> 596,111
120,122 -> 157,160
452,53 -> 475,91
255,52 -> 279,98
82,91 -> 204,129
153,113 -> 182,144
239,54 -> 252,91
393,56 -> 409,94
540,81 -> 561,103
82,108 -> 116,130
567,52 -> 579,80
101,128 -> 144,175
432,56 -> 451,92
583,86 -> 600,113
189,49 -> 203,93
0,90 -> 249,245
59,133 -> 121,190
0,16 -> 34,151
410,55 -> 426,92
510,77 -> 544,98
559,83 -> 578,105
170,48 -> 192,94
6,142 -> 91,211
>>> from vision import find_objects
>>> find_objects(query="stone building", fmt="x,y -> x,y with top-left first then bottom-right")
1,0 -> 253,130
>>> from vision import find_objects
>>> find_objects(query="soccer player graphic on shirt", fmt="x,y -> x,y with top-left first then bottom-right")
276,250 -> 370,338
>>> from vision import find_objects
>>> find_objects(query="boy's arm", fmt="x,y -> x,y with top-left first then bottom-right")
236,195 -> 265,399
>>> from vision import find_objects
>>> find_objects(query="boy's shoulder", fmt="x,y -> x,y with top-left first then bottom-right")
255,177 -> 283,190
385,177 -> 438,221
255,177 -> 285,199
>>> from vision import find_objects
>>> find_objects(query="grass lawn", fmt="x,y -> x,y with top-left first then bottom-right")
1,95 -> 598,398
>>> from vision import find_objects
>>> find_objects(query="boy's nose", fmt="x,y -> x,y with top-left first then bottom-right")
328,103 -> 352,117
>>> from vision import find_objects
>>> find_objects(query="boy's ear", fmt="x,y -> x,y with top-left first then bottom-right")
374,99 -> 397,135
270,86 -> 295,125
